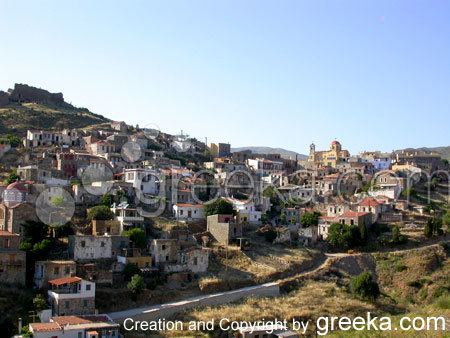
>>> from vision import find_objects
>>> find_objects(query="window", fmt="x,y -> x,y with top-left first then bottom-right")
86,284 -> 91,291
83,299 -> 88,307
81,241 -> 86,247
53,267 -> 59,275
78,333 -> 82,338
65,300 -> 70,308
162,244 -> 166,250
193,257 -> 198,265
101,241 -> 105,247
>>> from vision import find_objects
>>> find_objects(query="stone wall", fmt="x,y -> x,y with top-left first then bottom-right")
54,296 -> 95,316
0,251 -> 26,286
8,83 -> 65,105
0,91 -> 9,107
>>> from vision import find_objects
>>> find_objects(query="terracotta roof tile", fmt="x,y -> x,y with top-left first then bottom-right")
30,322 -> 61,332
48,276 -> 81,286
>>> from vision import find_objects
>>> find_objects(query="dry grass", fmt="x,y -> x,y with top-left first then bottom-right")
160,280 -> 377,337
374,244 -> 449,307
204,237 -> 322,291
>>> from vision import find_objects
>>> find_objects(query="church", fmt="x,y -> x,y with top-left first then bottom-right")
308,140 -> 350,168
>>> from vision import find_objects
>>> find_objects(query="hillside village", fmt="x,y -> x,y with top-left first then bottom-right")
0,85 -> 449,337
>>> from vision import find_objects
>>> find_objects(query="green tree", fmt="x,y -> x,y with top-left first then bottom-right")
123,228 -> 147,248
424,216 -> 444,238
4,170 -> 19,184
442,210 -> 450,227
54,222 -> 74,238
21,220 -> 48,243
350,271 -> 380,300
32,239 -> 53,257
33,294 -> 48,312
300,211 -> 321,227
87,205 -> 114,221
391,225 -> 407,245
327,223 -> 364,249
203,198 -> 234,216
123,263 -> 141,281
127,274 -> 145,298
5,134 -> 21,147
100,193 -> 113,206
424,221 -> 434,238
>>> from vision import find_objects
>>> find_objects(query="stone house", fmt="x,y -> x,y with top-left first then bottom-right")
91,219 -> 121,236
68,235 -> 129,261
357,197 -> 382,223
207,214 -> 243,246
173,203 -> 205,221
47,276 -> 96,316
298,226 -> 319,246
163,246 -> 210,274
34,260 -> 76,289
117,247 -> 152,269
16,165 -> 52,183
150,239 -> 179,267
111,120 -> 127,132
326,203 -> 350,217
89,140 -> 115,156
0,230 -> 26,285
0,201 -> 38,235
336,210 -> 372,227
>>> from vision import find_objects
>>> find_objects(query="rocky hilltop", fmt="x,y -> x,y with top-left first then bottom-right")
0,83 -> 110,135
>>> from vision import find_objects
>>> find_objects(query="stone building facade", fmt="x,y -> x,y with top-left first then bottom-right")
0,230 -> 26,285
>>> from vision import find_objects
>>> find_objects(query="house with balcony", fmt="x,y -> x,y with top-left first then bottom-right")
111,202 -> 145,233
34,260 -> 76,289
47,276 -> 96,316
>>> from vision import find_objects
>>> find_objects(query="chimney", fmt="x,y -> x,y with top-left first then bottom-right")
18,317 -> 22,334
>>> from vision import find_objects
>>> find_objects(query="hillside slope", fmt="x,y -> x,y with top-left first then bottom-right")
0,84 -> 110,136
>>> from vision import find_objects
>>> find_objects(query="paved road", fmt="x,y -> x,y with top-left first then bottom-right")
108,240 -> 449,323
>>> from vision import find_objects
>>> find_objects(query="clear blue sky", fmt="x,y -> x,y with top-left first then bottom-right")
1,0 -> 449,155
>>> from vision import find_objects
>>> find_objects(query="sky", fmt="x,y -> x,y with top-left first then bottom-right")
1,0 -> 449,155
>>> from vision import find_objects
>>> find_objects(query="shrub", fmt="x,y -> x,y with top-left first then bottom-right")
204,198 -> 234,217
328,223 -> 365,249
350,271 -> 380,301
122,228 -> 147,248
434,293 -> 450,310
87,205 -> 114,221
264,227 -> 278,243
33,294 -> 48,312
127,274 -> 145,298
300,211 -> 321,227
123,263 -> 141,281
390,225 -> 407,245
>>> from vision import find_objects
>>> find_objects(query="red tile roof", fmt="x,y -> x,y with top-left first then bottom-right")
359,197 -> 381,207
52,315 -> 112,326
48,276 -> 81,286
30,322 -> 61,332
6,181 -> 28,192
